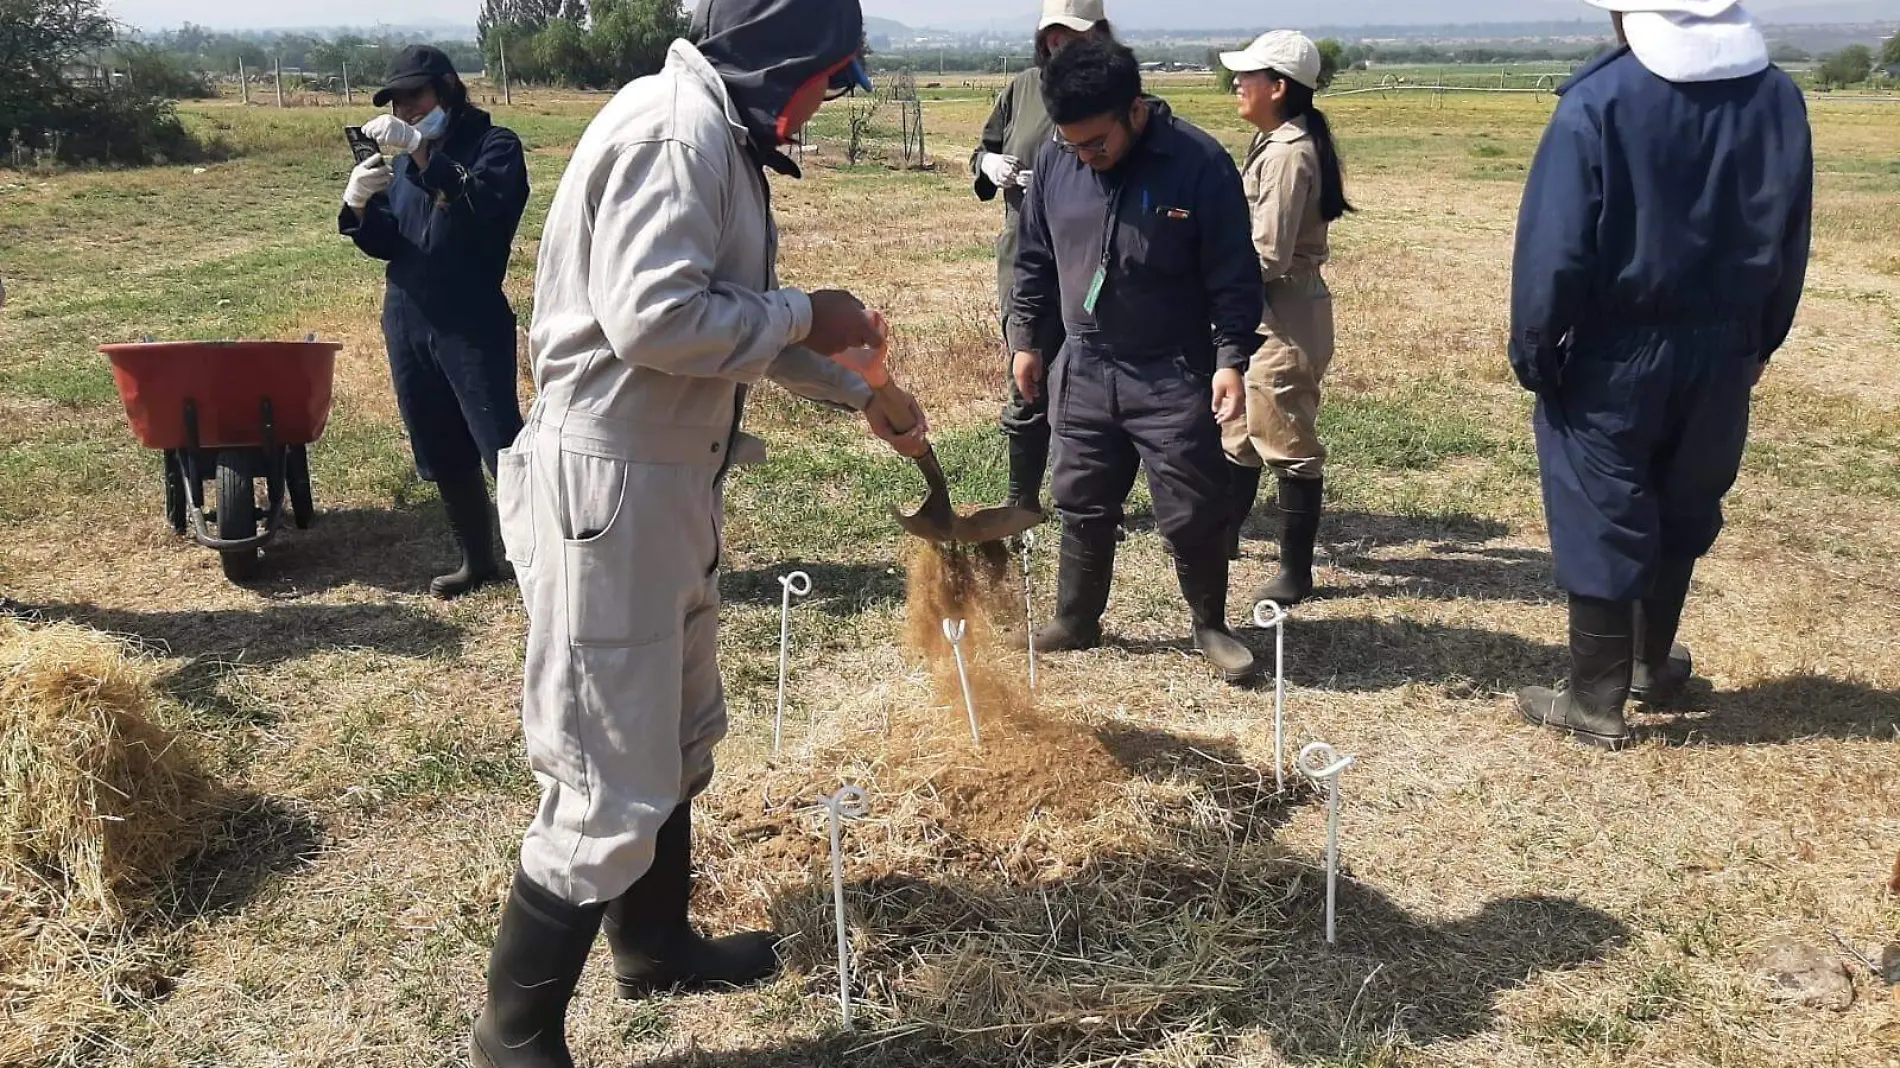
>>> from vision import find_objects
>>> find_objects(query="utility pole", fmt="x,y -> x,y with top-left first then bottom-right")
238,56 -> 250,104
274,56 -> 284,108
499,34 -> 512,106
343,60 -> 352,105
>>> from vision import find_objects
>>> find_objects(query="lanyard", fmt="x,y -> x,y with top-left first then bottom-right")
1085,179 -> 1127,316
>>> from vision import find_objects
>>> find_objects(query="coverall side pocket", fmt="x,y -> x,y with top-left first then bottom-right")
560,454 -> 643,648
495,445 -> 536,570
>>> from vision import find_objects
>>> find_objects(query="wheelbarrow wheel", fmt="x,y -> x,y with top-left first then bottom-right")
216,451 -> 261,583
287,446 -> 315,530
163,451 -> 187,535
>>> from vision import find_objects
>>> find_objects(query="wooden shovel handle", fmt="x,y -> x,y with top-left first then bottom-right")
870,381 -> 923,438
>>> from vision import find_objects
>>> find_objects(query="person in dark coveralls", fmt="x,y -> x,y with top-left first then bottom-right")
1511,0 -> 1812,749
1011,39 -> 1265,684
340,46 -> 529,599
970,0 -> 1115,513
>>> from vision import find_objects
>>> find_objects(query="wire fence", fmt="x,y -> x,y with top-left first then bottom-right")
799,70 -> 931,171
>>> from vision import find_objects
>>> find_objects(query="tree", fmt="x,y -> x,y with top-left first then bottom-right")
589,0 -> 685,87
1768,42 -> 1811,65
1817,44 -> 1873,88
1315,38 -> 1343,90
0,0 -> 201,164
1883,33 -> 1899,69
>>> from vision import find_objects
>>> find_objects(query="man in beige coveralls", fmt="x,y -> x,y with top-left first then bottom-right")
471,2 -> 928,1065
1220,32 -> 1353,609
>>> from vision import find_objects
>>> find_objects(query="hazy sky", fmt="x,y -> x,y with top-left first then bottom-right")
102,0 -> 1890,33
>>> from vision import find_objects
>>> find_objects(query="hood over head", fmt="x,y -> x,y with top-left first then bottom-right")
692,0 -> 871,174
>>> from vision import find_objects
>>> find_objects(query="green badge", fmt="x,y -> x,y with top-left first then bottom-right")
1083,266 -> 1106,315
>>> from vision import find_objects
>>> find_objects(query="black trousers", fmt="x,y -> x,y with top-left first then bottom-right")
383,290 -> 524,483
1047,344 -> 1227,553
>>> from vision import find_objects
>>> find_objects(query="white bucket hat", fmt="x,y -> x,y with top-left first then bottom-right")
1219,30 -> 1324,91
1040,0 -> 1106,33
1585,0 -> 1770,82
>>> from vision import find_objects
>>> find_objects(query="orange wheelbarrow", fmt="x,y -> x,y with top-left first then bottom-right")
100,339 -> 340,582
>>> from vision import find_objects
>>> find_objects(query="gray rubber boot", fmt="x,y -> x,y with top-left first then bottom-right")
1174,543 -> 1261,685
1028,526 -> 1116,652
1250,476 -> 1323,608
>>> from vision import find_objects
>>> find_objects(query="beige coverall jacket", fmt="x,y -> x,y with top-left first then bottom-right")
499,40 -> 874,907
1223,115 -> 1336,481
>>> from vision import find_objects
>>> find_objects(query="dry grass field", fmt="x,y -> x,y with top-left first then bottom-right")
1,75 -> 1897,1068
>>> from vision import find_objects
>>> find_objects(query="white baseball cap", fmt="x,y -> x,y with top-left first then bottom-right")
1040,0 -> 1106,33
1584,0 -> 1770,82
1219,30 -> 1324,91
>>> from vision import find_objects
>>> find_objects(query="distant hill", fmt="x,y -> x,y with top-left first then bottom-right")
898,0 -> 1897,32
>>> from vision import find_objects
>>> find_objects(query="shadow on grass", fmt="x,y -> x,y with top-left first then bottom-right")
721,561 -> 907,617
6,599 -> 465,726
158,794 -> 323,923
1106,616 -> 1566,696
247,503 -> 464,597
1648,673 -> 1900,745
1281,510 -> 1554,605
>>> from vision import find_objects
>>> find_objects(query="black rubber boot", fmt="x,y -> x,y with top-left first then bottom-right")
1225,463 -> 1262,562
1028,527 -> 1116,653
604,802 -> 779,998
1174,543 -> 1261,685
431,467 -> 502,600
1632,557 -> 1696,706
1518,595 -> 1636,750
470,870 -> 606,1068
1005,432 -> 1050,516
1251,476 -> 1323,609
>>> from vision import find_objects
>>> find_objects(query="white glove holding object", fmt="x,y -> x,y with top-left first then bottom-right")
344,157 -> 393,210
1015,169 -> 1033,192
362,114 -> 423,156
980,151 -> 1022,189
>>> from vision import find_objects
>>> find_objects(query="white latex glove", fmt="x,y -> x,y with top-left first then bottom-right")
362,114 -> 423,156
344,157 -> 393,209
980,151 -> 1022,189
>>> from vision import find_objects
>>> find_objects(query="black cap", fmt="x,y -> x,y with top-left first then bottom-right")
373,45 -> 458,107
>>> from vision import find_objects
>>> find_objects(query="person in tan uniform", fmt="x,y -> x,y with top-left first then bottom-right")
1218,31 -> 1354,608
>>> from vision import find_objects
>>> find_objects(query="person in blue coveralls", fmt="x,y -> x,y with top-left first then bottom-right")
1010,38 -> 1266,684
1511,0 -> 1812,749
340,45 -> 530,599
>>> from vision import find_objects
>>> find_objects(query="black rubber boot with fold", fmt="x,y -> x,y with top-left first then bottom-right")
1027,527 -> 1116,653
1005,433 -> 1050,516
431,466 -> 502,600
1632,557 -> 1696,706
470,871 -> 606,1068
1251,476 -> 1323,608
604,802 -> 779,998
1174,544 -> 1261,685
1225,463 -> 1263,562
1517,595 -> 1636,750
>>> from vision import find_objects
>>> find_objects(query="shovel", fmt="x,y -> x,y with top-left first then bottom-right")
849,337 -> 1042,546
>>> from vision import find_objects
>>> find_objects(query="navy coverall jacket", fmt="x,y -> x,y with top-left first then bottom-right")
340,107 -> 530,482
1512,48 -> 1812,600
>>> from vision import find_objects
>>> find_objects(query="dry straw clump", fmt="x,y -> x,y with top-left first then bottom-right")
0,617 -> 216,1066
704,541 -> 1307,1065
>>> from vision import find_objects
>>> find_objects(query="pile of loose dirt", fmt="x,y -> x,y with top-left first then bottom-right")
0,618 -> 218,1067
700,542 -> 1302,1065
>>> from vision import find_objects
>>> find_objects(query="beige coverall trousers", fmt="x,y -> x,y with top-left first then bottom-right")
1223,270 -> 1336,480
497,403 -> 740,907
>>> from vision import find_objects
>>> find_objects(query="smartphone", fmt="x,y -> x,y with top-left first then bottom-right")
345,126 -> 381,165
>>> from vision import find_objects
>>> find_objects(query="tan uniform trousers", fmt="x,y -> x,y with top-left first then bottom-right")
496,404 -> 737,907
1224,270 -> 1335,481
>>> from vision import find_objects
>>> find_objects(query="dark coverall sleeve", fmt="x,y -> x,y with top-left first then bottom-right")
1762,128 -> 1813,362
971,78 -> 1016,202
1510,98 -> 1603,395
416,128 -> 531,228
1007,143 -> 1059,355
338,194 -> 402,261
1198,153 -> 1266,373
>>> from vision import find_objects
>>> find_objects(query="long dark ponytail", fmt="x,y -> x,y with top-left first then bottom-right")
1273,75 -> 1353,221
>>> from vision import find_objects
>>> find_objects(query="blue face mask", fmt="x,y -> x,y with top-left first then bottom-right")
414,107 -> 449,142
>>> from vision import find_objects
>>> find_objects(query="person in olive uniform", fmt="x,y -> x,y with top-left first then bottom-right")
340,46 -> 529,599
970,0 -> 1115,514
1218,31 -> 1354,609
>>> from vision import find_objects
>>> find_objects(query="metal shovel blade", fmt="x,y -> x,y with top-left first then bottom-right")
889,447 -> 1042,545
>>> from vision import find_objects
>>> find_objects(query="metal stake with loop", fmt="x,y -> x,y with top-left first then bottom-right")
1297,742 -> 1356,945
